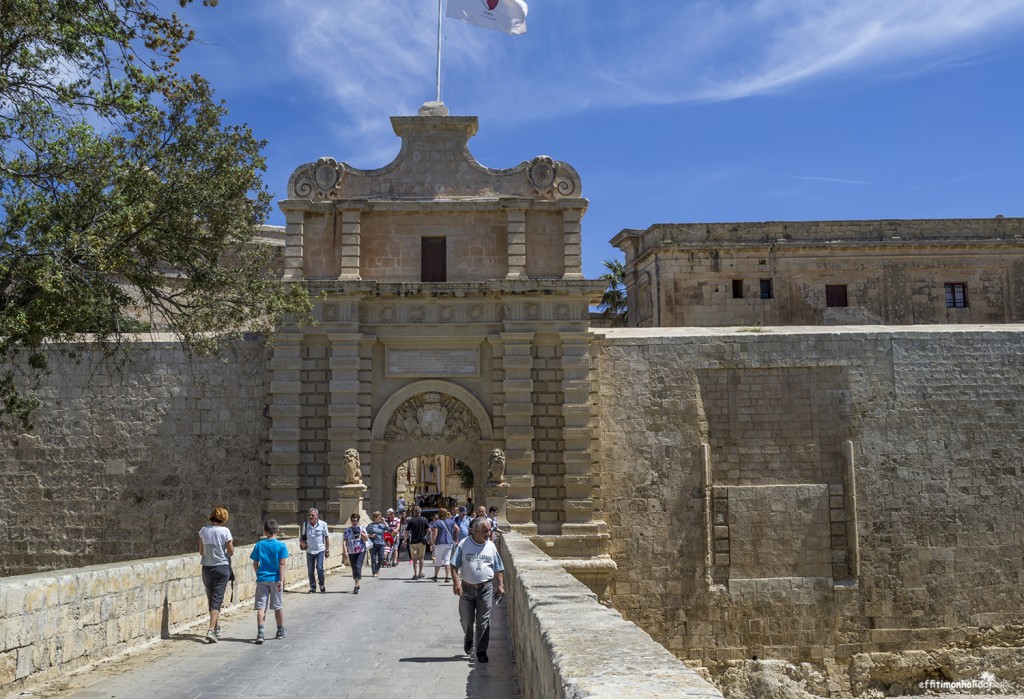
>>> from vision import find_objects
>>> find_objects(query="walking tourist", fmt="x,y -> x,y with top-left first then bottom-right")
450,517 -> 505,663
385,508 -> 401,566
301,507 -> 330,593
488,505 -> 505,540
342,513 -> 368,594
397,495 -> 407,515
429,507 -> 455,582
453,506 -> 470,543
198,506 -> 234,643
250,519 -> 288,643
366,510 -> 389,576
405,505 -> 430,579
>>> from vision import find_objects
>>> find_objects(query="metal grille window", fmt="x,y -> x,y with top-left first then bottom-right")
945,283 -> 968,308
759,279 -> 773,300
826,284 -> 848,308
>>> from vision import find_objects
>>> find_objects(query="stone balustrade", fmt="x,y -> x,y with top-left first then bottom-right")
0,535 -> 344,693
498,532 -> 723,698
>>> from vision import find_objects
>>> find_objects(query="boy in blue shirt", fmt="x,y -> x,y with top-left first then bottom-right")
250,519 -> 289,644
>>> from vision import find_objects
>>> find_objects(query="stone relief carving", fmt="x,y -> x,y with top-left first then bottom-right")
487,448 -> 507,484
385,393 -> 481,443
342,448 -> 363,484
525,303 -> 541,321
291,157 -> 345,199
410,305 -> 426,323
528,156 -> 580,199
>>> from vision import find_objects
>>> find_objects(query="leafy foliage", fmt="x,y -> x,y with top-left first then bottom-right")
599,258 -> 627,326
0,0 -> 311,427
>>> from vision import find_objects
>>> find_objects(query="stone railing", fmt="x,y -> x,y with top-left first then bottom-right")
0,535 -> 344,693
498,532 -> 723,698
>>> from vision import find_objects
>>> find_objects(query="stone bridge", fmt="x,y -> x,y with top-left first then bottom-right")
0,531 -> 722,698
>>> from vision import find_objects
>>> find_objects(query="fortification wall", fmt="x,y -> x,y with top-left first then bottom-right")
597,325 -> 1024,665
0,337 -> 272,577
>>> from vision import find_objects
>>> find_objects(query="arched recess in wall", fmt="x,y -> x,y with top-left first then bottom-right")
369,380 -> 494,512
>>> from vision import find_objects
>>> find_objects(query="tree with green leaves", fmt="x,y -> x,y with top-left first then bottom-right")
599,258 -> 627,326
0,0 -> 310,427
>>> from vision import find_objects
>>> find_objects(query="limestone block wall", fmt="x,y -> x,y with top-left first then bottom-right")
0,337 -> 272,577
614,218 -> 1024,327
498,531 -> 722,699
359,212 -> 508,282
597,326 -> 1024,664
0,534 -> 344,694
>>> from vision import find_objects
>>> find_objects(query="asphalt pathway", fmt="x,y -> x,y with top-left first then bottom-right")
34,559 -> 520,699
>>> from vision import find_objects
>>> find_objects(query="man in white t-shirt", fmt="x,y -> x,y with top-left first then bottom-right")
301,508 -> 330,593
450,517 -> 505,664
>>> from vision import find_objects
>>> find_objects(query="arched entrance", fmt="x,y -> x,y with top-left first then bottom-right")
369,380 -> 494,514
393,453 -> 473,511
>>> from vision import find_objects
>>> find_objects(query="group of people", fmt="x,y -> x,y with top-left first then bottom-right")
196,502 -> 506,661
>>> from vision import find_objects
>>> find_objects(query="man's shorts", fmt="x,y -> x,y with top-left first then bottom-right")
254,581 -> 283,610
409,542 -> 426,561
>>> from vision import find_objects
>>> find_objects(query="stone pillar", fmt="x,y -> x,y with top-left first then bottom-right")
283,209 -> 304,280
336,483 -> 369,525
266,333 -> 303,522
327,334 -> 362,518
559,332 -> 596,530
338,209 -> 362,281
506,208 -> 527,279
499,332 -> 536,535
484,482 -> 510,524
562,208 -> 584,280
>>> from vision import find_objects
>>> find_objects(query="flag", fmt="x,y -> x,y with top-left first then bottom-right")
446,0 -> 527,35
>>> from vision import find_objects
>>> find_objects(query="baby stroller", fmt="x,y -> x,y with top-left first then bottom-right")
382,531 -> 396,567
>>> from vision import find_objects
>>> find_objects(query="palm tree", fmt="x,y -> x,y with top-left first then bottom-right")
599,258 -> 627,326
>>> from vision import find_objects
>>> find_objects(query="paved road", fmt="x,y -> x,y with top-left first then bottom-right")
34,560 -> 520,699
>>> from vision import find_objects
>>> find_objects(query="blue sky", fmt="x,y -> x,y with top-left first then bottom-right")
175,1 -> 1024,278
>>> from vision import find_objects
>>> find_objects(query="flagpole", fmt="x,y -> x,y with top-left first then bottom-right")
435,0 -> 444,103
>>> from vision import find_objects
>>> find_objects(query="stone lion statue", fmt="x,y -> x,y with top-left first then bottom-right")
487,448 -> 506,484
342,448 -> 362,484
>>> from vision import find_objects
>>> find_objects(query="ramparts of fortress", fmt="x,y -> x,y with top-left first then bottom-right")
3,104 -> 1024,696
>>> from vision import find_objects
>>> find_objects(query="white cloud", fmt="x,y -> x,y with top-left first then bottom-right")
258,0 -> 1024,157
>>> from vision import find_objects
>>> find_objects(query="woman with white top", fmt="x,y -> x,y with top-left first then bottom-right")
198,506 -> 234,643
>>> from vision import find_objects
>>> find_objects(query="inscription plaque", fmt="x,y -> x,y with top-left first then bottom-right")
388,349 -> 478,377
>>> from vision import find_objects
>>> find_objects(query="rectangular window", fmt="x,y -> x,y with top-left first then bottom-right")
421,237 -> 446,282
732,279 -> 744,299
945,283 -> 968,308
759,278 -> 773,300
826,284 -> 848,308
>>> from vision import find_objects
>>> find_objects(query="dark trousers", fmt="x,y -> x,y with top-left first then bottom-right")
459,580 -> 494,655
370,543 -> 386,574
306,551 -> 325,589
201,564 -> 231,611
348,550 -> 366,580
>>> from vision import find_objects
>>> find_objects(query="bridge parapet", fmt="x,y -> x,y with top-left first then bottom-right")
0,535 -> 344,694
498,532 -> 723,698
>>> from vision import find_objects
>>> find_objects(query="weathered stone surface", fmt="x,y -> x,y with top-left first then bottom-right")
499,532 -> 722,698
0,535 -> 345,695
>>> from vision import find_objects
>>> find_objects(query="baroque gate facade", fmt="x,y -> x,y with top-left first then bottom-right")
264,103 -> 614,591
